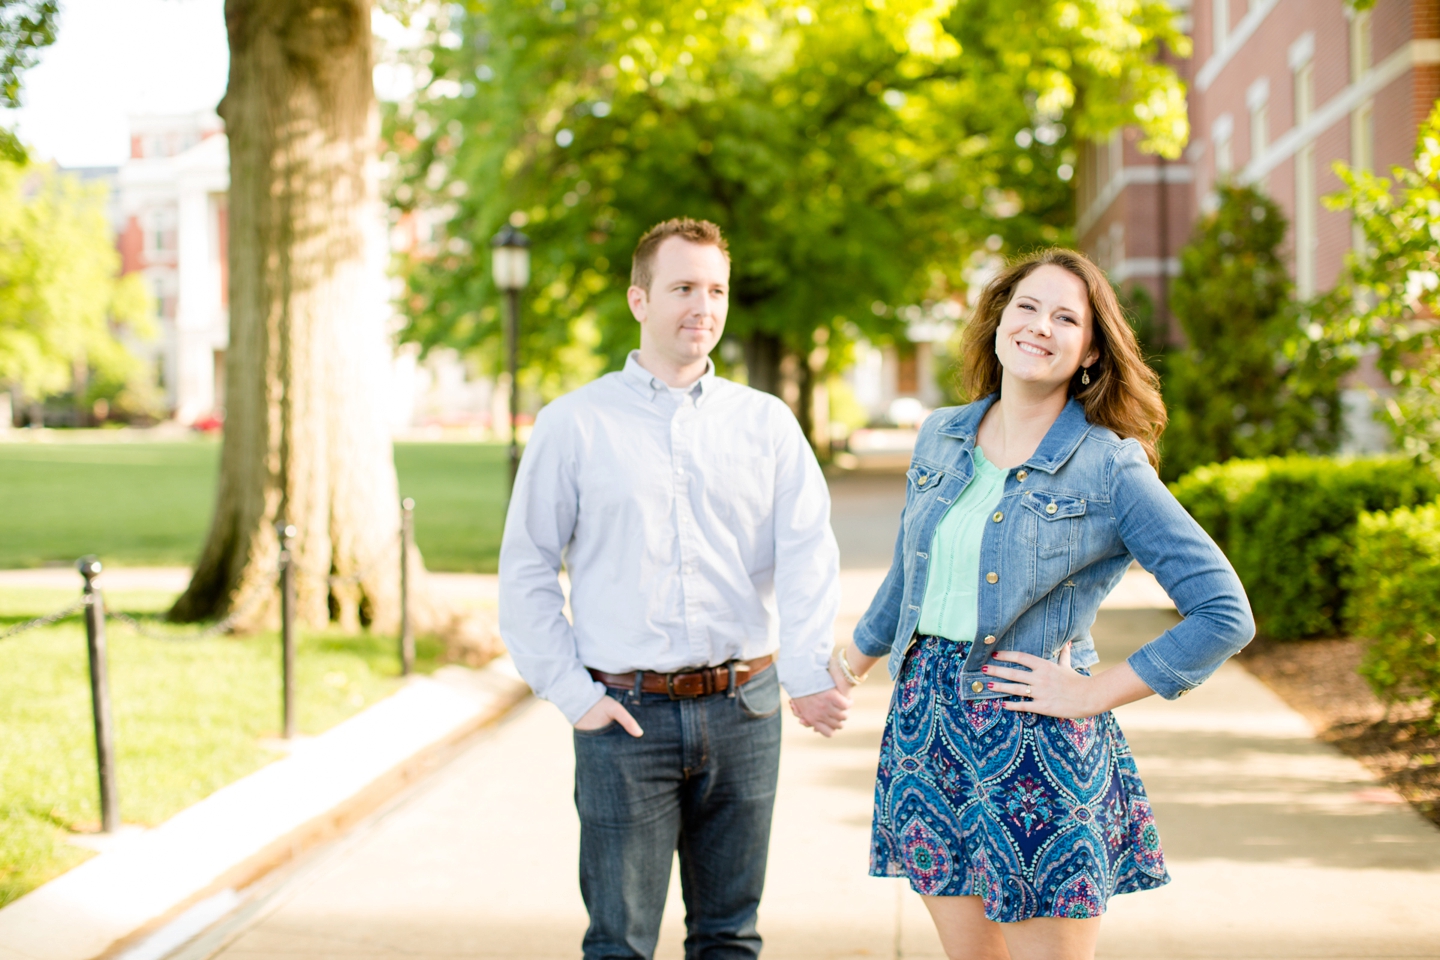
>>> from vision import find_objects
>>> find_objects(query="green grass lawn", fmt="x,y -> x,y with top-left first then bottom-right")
0,438 -> 509,572
0,585 -> 444,907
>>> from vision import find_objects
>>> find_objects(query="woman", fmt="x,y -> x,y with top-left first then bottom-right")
828,249 -> 1254,960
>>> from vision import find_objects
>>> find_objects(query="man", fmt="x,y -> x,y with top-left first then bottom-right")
499,217 -> 848,960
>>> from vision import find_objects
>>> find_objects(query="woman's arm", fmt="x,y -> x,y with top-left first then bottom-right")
984,438 -> 1254,720
1108,439 -> 1256,699
828,641 -> 885,696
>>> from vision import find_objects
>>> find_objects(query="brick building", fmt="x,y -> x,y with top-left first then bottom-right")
1077,0 -> 1439,447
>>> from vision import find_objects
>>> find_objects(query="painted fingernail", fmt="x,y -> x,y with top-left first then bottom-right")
981,665 -> 989,674
987,682 -> 995,690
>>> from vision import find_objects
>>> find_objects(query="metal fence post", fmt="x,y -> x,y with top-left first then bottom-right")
77,556 -> 120,834
277,523 -> 298,739
399,498 -> 415,677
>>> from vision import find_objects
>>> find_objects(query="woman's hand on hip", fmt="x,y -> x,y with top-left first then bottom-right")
983,643 -> 1154,719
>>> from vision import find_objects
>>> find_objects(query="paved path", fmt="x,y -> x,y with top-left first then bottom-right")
180,570 -> 1440,960
10,473 -> 1440,957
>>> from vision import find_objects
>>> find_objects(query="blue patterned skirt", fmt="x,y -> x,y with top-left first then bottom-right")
870,635 -> 1169,921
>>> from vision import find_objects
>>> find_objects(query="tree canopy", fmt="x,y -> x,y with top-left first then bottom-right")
0,0 -> 59,161
0,159 -> 155,411
1321,102 -> 1440,461
389,0 -> 1189,399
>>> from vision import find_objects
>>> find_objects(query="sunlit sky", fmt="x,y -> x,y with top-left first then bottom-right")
5,0 -> 230,168
3,0 -> 422,169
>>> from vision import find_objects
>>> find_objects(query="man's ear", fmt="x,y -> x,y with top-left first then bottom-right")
627,285 -> 649,323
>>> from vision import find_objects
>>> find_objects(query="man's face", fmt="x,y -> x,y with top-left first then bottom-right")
628,236 -> 730,366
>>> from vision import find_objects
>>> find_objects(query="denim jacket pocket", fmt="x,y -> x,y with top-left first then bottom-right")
1021,492 -> 1088,560
905,464 -> 946,496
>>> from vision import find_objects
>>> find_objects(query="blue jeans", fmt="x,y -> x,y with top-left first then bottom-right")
572,666 -> 783,960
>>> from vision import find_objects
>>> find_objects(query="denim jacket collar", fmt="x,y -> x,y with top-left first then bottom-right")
934,393 -> 1093,475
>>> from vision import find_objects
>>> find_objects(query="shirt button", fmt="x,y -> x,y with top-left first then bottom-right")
1016,470 -> 1028,481
986,572 -> 998,584
970,680 -> 984,693
1046,502 -> 1058,515
992,512 -> 1004,522
983,635 -> 997,645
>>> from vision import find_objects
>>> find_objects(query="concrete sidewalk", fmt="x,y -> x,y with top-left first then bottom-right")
173,572 -> 1440,960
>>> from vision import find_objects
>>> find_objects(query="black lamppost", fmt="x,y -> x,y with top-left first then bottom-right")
491,224 -> 530,491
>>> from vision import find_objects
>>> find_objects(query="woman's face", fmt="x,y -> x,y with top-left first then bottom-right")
993,264 -> 1100,393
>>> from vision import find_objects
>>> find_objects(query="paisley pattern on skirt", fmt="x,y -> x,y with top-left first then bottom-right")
870,635 -> 1170,921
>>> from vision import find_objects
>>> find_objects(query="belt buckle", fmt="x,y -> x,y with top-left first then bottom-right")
666,668 -> 715,699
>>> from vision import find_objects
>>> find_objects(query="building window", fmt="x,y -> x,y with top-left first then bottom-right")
1350,100 -> 1374,254
1352,101 -> 1374,174
1294,62 -> 1314,126
1213,0 -> 1229,56
1247,77 -> 1270,168
1296,145 -> 1317,297
148,208 -> 177,254
1291,35 -> 1316,296
1212,113 -> 1234,179
1347,10 -> 1372,258
1350,9 -> 1372,83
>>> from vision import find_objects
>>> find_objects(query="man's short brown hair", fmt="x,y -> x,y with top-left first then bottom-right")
630,218 -> 730,291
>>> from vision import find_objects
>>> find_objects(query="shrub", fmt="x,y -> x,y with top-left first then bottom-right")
1168,458 -> 1275,556
1228,457 -> 1440,639
1349,504 -> 1440,727
1161,184 -> 1346,483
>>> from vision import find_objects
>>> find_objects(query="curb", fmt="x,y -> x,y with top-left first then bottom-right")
0,659 -> 531,960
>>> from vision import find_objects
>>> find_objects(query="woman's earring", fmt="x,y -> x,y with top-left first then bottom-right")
1081,366 -> 1091,386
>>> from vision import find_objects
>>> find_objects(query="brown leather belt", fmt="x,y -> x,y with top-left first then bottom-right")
588,655 -> 774,699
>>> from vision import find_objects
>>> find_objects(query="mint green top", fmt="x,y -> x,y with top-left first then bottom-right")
917,446 -> 1008,642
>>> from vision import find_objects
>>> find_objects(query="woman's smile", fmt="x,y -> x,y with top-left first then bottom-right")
1014,339 -> 1053,358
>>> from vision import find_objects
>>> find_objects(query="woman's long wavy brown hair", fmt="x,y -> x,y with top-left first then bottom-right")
958,248 -> 1167,469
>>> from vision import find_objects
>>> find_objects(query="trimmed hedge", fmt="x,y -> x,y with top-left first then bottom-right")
1166,459 -> 1274,556
1349,504 -> 1440,726
1170,455 -> 1440,639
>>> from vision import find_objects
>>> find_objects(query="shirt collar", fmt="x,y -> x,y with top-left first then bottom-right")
935,392 -> 1093,475
622,350 -> 716,405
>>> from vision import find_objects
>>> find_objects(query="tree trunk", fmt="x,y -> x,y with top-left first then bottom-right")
172,0 -> 410,632
741,331 -> 784,397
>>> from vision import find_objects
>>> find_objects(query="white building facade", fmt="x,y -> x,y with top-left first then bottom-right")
116,112 -> 229,425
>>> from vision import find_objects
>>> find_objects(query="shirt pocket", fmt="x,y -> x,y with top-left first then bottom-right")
1020,491 -> 1088,560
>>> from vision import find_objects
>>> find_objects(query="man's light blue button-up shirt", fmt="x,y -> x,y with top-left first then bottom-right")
499,352 -> 841,723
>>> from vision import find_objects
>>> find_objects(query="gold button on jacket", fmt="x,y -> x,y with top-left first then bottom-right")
992,511 -> 1004,522
983,634 -> 997,644
970,680 -> 984,693
986,572 -> 999,584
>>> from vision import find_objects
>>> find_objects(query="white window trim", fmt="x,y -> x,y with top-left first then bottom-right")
1111,257 -> 1183,283
1238,39 -> 1440,186
1196,0 -> 1280,92
1288,32 -> 1315,72
1076,163 -> 1194,239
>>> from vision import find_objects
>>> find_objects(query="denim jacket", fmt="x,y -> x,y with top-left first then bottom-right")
853,394 -> 1255,701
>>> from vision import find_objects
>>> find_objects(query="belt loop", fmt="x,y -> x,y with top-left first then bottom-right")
631,671 -> 643,704
727,661 -> 738,699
